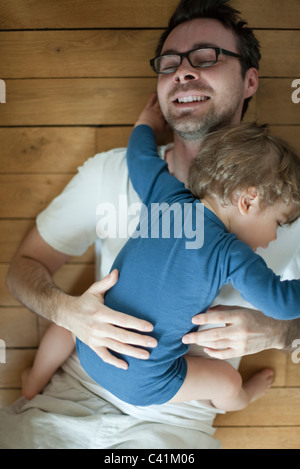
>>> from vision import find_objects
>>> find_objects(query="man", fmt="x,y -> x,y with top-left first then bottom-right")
1,0 -> 299,449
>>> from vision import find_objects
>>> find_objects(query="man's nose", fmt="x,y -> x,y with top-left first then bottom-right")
173,58 -> 201,83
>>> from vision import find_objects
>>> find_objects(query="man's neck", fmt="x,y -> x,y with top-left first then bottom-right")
165,134 -> 202,185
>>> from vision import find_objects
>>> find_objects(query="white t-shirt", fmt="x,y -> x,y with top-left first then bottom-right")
36,145 -> 300,429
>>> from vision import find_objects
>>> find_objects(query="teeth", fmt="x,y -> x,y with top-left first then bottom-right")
177,96 -> 208,103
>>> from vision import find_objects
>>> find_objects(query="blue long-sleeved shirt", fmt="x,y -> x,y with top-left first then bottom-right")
76,125 -> 300,406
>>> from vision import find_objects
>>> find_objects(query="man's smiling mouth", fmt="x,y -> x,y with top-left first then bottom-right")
175,96 -> 210,104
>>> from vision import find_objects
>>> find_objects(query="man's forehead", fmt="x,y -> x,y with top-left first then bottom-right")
161,18 -> 238,54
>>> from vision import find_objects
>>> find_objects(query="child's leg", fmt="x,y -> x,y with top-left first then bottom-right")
22,324 -> 75,400
168,356 -> 274,412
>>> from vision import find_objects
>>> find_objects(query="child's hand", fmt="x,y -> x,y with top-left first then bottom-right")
135,93 -> 169,135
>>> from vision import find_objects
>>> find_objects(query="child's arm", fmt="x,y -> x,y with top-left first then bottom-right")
227,239 -> 300,320
134,93 -> 169,134
127,94 -> 188,205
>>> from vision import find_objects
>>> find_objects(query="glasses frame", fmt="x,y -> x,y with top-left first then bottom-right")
150,47 -> 247,74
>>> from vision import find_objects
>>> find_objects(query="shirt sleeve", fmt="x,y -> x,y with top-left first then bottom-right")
36,154 -> 104,256
226,239 -> 300,320
126,125 -> 189,205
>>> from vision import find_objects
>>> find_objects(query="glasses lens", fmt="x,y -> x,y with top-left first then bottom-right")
155,55 -> 181,73
189,48 -> 217,67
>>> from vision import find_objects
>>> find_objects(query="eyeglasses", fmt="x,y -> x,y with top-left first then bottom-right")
150,47 -> 247,74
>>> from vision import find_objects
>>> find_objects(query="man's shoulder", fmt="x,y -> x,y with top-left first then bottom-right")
81,144 -> 169,177
84,147 -> 128,173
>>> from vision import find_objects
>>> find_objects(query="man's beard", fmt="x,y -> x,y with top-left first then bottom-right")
165,107 -> 237,141
164,87 -> 244,142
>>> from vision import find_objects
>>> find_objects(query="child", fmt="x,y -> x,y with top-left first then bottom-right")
22,96 -> 300,411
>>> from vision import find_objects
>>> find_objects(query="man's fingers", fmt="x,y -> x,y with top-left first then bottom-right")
94,338 -> 155,370
95,347 -> 129,370
145,92 -> 158,108
192,308 -> 232,326
99,305 -> 155,334
101,322 -> 157,348
98,338 -> 151,360
89,269 -> 119,296
182,325 -> 227,345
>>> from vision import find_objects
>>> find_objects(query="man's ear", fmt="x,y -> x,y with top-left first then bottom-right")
244,67 -> 259,100
237,186 -> 259,215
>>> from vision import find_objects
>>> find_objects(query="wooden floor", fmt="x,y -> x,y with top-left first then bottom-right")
215,349 -> 300,449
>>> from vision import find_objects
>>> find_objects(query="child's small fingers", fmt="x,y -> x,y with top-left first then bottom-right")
146,93 -> 158,108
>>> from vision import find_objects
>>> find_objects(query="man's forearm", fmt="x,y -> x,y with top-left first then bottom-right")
6,256 -> 71,327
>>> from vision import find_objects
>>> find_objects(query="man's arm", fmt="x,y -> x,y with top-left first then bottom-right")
7,226 -> 157,370
182,306 -> 298,358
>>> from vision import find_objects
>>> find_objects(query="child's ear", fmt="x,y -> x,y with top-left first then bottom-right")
238,187 -> 259,215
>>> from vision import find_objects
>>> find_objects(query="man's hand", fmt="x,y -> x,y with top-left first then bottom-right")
7,227 -> 157,371
182,305 -> 289,359
66,269 -> 157,370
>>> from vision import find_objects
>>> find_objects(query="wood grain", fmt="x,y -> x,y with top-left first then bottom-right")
0,30 -> 298,79
0,0 -> 299,29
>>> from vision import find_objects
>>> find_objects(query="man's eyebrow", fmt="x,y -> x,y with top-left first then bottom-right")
160,43 -> 219,56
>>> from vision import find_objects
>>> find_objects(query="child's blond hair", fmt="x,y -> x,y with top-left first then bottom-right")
189,122 -> 300,222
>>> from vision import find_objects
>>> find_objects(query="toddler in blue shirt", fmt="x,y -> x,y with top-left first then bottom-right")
23,96 -> 300,411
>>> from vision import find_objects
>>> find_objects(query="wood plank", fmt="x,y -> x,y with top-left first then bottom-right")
0,0 -> 298,29
0,30 -> 158,79
0,307 -> 38,347
0,0 -> 176,29
1,30 -> 298,79
0,174 -> 72,218
0,349 -> 36,387
0,219 -> 35,262
0,127 -> 130,174
215,426 -> 300,449
96,127 -> 132,153
257,79 -> 300,125
215,388 -> 300,427
286,352 -> 300,386
0,78 -> 157,126
257,30 -> 300,78
0,127 -> 96,173
269,126 -> 300,153
0,389 -> 22,408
